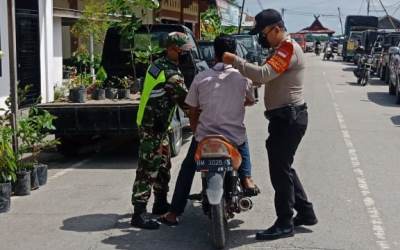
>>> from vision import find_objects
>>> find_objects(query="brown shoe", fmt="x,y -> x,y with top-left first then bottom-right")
158,212 -> 179,226
241,177 -> 261,197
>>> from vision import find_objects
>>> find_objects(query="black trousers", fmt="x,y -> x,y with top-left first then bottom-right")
265,109 -> 314,226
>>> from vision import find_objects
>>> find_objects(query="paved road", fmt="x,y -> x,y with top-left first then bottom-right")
1,54 -> 400,250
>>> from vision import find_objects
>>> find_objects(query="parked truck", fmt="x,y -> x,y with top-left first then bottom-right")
38,24 -> 208,156
343,15 -> 378,62
378,32 -> 400,83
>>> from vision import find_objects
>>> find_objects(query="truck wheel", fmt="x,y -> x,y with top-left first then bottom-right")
396,81 -> 400,104
57,136 -> 79,156
389,78 -> 396,95
169,128 -> 182,157
385,67 -> 390,84
380,66 -> 385,80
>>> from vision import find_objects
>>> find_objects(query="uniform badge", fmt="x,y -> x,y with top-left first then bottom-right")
148,65 -> 161,79
266,41 -> 294,74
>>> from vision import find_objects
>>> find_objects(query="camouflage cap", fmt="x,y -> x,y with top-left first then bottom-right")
166,32 -> 192,51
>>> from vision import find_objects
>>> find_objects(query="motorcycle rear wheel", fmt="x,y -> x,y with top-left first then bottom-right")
210,200 -> 227,249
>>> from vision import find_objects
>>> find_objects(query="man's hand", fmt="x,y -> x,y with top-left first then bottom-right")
188,106 -> 201,133
222,52 -> 236,65
244,97 -> 255,106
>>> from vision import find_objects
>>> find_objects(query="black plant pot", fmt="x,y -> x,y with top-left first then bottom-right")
36,163 -> 48,186
105,88 -> 118,99
132,79 -> 141,94
14,170 -> 31,196
69,87 -> 86,103
117,89 -> 130,99
92,88 -> 106,100
30,165 -> 40,190
0,182 -> 11,213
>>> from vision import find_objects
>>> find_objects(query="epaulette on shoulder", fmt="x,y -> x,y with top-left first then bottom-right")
148,64 -> 162,79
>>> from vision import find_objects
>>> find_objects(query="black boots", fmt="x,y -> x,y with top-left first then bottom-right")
131,202 -> 160,230
256,221 -> 294,241
152,194 -> 170,215
293,210 -> 318,227
256,210 -> 318,240
131,194 -> 170,230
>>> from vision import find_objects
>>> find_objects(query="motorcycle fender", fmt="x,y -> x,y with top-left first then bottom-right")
206,173 -> 224,205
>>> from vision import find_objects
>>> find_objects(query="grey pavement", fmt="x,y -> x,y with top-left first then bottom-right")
1,54 -> 400,250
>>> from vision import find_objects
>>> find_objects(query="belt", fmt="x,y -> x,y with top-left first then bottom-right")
264,103 -> 307,121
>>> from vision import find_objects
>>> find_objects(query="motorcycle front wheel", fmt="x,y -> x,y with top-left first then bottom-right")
361,71 -> 369,86
210,199 -> 227,249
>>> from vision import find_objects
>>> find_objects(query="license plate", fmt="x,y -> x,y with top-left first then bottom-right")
196,158 -> 232,173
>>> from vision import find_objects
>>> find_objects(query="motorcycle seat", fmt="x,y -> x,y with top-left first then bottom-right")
195,135 -> 242,170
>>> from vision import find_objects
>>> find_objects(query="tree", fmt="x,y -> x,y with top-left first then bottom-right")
201,6 -> 238,40
71,0 -> 110,48
107,0 -> 161,79
71,0 -> 110,80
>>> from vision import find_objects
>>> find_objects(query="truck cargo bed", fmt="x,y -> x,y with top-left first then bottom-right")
38,94 -> 141,136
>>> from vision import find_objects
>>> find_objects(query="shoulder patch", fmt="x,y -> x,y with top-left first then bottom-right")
266,41 -> 294,74
148,64 -> 161,79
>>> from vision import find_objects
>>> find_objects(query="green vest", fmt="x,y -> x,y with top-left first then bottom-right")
136,66 -> 166,126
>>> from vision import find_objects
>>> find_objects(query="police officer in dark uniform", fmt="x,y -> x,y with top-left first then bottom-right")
223,9 -> 318,240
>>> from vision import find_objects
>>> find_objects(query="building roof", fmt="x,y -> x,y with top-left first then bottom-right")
298,15 -> 335,34
378,15 -> 400,30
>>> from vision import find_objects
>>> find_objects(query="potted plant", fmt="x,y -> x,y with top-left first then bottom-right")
117,76 -> 132,99
17,117 -> 39,190
13,161 -> 32,195
29,108 -> 58,186
1,88 -> 33,196
67,54 -> 92,104
105,77 -> 118,99
18,108 -> 58,188
92,66 -> 107,100
69,73 -> 90,103
0,125 -> 17,213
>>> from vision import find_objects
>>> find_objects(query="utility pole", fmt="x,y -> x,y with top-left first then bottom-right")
89,33 -> 95,82
367,0 -> 370,15
281,8 -> 285,19
7,0 -> 19,153
338,7 -> 344,35
238,0 -> 246,34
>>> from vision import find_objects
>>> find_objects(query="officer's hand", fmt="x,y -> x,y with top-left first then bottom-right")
222,52 -> 236,65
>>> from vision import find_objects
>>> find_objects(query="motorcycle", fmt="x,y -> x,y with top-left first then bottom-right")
353,54 -> 372,86
323,47 -> 334,60
195,135 -> 253,249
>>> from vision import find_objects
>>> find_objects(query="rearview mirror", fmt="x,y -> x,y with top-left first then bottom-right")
389,47 -> 400,55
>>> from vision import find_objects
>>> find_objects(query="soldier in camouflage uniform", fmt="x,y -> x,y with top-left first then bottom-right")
131,32 -> 191,230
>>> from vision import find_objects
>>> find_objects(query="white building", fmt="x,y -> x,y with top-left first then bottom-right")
1,0 -> 59,110
0,0 -> 100,111
0,0 -> 186,112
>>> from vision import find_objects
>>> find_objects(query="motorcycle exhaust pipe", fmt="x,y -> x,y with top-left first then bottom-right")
238,197 -> 253,212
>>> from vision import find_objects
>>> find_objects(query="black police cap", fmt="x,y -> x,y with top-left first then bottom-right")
249,9 -> 283,35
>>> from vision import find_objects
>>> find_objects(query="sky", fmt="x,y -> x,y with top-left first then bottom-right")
244,0 -> 400,34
